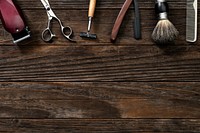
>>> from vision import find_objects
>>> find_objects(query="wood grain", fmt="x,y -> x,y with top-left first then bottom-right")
15,0 -> 187,10
0,45 -> 200,81
0,82 -> 199,119
0,82 -> 199,131
0,119 -> 199,133
0,0 -> 199,132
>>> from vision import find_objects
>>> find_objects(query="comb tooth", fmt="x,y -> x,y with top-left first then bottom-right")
186,0 -> 197,42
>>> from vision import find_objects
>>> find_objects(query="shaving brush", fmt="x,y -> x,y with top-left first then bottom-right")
152,0 -> 179,44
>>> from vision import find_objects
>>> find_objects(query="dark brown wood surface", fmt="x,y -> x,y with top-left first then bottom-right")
0,0 -> 199,132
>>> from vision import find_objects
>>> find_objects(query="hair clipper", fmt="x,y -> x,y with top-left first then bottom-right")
0,0 -> 30,44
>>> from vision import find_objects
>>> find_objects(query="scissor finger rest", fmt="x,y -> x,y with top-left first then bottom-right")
61,26 -> 76,42
42,28 -> 55,42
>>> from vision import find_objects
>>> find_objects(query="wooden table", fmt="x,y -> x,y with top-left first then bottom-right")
0,0 -> 199,132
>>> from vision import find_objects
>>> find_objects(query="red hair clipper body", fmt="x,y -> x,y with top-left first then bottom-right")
0,0 -> 30,43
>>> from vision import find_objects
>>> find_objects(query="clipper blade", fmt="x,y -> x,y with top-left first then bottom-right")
12,27 -> 31,44
80,32 -> 97,39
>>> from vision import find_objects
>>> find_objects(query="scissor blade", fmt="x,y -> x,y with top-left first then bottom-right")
40,0 -> 50,10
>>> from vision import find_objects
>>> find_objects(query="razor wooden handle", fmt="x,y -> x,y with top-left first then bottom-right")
111,0 -> 132,42
88,0 -> 96,17
0,0 -> 25,34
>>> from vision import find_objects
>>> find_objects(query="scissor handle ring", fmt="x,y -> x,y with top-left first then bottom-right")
42,28 -> 55,42
61,26 -> 75,42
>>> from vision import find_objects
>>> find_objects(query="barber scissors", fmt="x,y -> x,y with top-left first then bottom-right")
40,0 -> 75,42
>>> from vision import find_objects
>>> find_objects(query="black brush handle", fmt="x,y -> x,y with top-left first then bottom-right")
155,1 -> 169,20
155,1 -> 169,14
133,0 -> 141,39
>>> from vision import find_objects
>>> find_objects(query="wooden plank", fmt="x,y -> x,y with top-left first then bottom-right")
0,82 -> 199,118
0,9 -> 196,46
0,82 -> 199,100
0,119 -> 199,132
0,45 -> 200,81
16,0 -> 187,9
0,99 -> 199,118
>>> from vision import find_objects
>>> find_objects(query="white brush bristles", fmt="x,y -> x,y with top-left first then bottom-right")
152,19 -> 179,44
